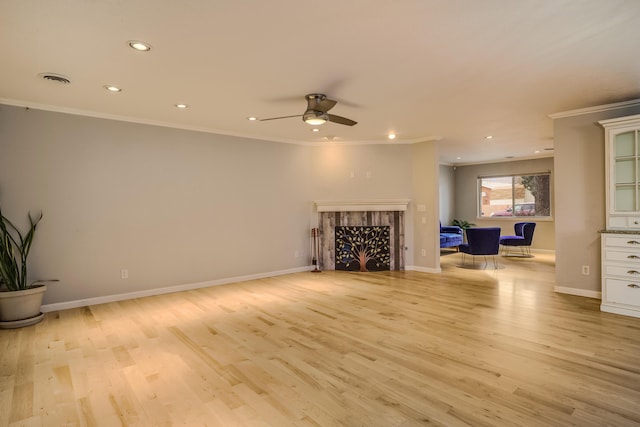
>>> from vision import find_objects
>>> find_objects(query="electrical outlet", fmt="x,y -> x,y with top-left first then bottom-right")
121,269 -> 129,279
581,265 -> 590,275
421,249 -> 426,257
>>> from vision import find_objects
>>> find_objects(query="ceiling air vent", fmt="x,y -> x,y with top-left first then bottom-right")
38,73 -> 71,84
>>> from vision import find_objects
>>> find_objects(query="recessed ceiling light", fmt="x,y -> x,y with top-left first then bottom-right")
388,133 -> 396,140
175,104 -> 189,109
128,40 -> 151,52
103,85 -> 122,92
534,150 -> 541,154
312,128 -> 320,132
485,135 -> 494,140
456,157 -> 462,160
247,116 -> 258,121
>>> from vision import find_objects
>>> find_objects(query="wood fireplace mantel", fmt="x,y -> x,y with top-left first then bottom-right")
314,199 -> 410,212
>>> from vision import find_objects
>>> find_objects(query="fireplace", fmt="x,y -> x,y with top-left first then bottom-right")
335,225 -> 390,271
315,200 -> 409,271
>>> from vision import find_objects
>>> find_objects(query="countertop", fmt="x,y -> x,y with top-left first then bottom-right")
600,229 -> 640,234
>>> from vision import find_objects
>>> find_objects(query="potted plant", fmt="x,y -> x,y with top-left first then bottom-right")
452,219 -> 476,243
451,219 -> 475,230
0,205 -> 57,328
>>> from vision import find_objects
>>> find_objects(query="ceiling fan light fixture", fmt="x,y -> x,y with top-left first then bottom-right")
305,117 -> 326,125
303,111 -> 328,125
260,93 -> 356,126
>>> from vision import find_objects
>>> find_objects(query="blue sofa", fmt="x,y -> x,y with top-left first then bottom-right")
440,222 -> 463,249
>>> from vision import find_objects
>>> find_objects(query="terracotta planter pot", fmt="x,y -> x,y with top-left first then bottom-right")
0,285 -> 47,328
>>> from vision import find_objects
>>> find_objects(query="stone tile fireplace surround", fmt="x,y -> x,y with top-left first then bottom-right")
315,200 -> 409,271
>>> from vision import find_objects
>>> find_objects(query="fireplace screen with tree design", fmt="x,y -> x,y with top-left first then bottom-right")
335,226 -> 390,271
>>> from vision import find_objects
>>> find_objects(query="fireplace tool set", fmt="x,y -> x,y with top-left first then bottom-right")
311,227 -> 321,272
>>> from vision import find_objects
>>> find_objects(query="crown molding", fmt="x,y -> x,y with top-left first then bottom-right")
548,98 -> 640,119
0,98 -> 441,147
598,113 -> 640,127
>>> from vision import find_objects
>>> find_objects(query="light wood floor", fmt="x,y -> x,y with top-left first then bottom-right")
2,251 -> 640,426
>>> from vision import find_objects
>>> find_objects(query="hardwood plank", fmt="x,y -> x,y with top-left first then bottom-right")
1,251 -> 640,425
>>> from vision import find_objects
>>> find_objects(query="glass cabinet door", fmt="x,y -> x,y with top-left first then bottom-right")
614,130 -> 639,212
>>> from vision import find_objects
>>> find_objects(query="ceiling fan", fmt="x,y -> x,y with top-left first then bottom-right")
260,93 -> 357,126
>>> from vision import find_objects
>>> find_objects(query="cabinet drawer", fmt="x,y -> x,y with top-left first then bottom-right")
603,234 -> 640,249
604,249 -> 640,263
604,264 -> 640,278
609,216 -> 640,229
603,278 -> 640,306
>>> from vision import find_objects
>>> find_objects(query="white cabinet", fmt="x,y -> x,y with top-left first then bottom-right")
601,114 -> 640,229
600,114 -> 640,318
601,233 -> 640,318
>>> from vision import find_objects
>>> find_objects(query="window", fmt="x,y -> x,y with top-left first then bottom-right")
479,173 -> 551,218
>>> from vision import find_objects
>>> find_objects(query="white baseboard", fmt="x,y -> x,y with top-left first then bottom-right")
41,266 -> 312,312
554,286 -> 601,299
406,265 -> 442,274
530,249 -> 555,254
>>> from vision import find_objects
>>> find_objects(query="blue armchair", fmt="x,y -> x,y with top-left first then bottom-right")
459,227 -> 501,268
440,222 -> 463,250
499,222 -> 536,257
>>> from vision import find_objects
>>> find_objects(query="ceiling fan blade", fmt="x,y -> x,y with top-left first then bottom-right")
316,98 -> 337,113
327,114 -> 357,126
259,114 -> 302,121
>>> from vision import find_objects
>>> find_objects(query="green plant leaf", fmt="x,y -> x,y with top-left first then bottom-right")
452,219 -> 476,229
0,206 -> 49,291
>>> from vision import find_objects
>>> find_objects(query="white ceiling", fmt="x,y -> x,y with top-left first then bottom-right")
2,0 -> 640,164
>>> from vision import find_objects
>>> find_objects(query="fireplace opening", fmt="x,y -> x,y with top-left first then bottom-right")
318,210 -> 404,271
335,226 -> 390,272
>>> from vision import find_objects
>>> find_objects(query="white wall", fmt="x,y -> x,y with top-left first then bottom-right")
310,143 -> 413,201
439,164 -> 455,225
309,143 -> 415,265
412,141 -> 440,272
10,100 -> 639,304
553,103 -> 640,296
1,105 -> 436,306
0,105 -> 314,305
